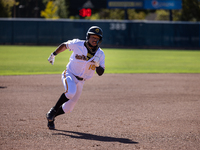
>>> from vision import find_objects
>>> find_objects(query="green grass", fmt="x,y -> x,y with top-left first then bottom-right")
0,45 -> 200,75
105,48 -> 200,73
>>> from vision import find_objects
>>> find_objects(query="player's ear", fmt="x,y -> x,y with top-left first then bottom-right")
88,34 -> 90,40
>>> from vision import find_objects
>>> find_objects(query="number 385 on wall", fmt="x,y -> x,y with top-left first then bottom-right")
110,23 -> 126,30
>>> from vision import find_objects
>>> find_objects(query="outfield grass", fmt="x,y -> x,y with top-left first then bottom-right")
0,45 -> 200,75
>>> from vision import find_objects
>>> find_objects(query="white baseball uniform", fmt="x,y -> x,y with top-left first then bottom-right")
61,39 -> 105,113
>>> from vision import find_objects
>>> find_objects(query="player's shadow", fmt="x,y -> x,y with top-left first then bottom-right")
0,86 -> 7,89
53,130 -> 138,144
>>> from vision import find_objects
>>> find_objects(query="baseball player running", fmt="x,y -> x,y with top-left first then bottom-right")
46,26 -> 105,129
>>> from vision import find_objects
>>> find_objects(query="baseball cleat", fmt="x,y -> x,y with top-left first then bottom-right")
47,120 -> 55,130
46,107 -> 56,122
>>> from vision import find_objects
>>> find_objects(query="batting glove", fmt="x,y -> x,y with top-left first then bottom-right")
93,56 -> 100,67
48,53 -> 56,65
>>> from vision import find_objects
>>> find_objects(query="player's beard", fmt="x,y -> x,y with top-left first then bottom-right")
85,41 -> 98,53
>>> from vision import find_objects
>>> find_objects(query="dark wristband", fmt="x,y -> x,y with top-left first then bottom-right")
96,66 -> 104,76
53,51 -> 57,55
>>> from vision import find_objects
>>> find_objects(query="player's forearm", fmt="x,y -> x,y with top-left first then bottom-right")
96,66 -> 104,76
53,43 -> 67,55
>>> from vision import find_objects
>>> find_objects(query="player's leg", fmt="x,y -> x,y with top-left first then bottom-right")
47,81 -> 83,130
52,81 -> 84,118
62,81 -> 84,113
46,71 -> 77,129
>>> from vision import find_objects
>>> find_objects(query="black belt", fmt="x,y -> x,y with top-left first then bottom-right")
74,75 -> 84,81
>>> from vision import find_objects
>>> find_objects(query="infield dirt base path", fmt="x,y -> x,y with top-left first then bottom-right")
0,74 -> 200,150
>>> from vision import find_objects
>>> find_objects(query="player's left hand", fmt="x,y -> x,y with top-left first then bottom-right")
93,56 -> 100,67
48,53 -> 55,65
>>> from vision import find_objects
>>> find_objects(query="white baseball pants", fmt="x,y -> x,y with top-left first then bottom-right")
61,70 -> 84,113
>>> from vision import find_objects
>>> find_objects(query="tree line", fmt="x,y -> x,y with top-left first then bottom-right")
0,0 -> 200,21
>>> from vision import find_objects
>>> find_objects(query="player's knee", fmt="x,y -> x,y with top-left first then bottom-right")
65,88 -> 76,99
65,93 -> 74,99
63,107 -> 74,114
62,100 -> 76,114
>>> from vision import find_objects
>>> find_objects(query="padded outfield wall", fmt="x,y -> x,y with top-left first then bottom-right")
0,18 -> 200,49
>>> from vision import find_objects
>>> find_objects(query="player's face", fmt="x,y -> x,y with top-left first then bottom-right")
88,35 -> 100,47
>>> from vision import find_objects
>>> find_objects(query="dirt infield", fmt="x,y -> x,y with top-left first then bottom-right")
0,74 -> 200,150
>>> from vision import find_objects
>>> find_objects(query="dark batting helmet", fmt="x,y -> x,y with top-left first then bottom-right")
86,26 -> 103,45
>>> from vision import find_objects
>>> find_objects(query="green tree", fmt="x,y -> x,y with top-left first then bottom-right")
180,0 -> 200,21
54,0 -> 69,18
40,1 -> 59,19
155,10 -> 170,21
84,9 -> 125,20
42,0 -> 69,18
100,9 -> 125,20
85,9 -> 146,20
128,9 -> 146,20
171,10 -> 182,21
0,0 -> 19,17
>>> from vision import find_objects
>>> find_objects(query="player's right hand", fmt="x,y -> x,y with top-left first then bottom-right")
48,53 -> 55,65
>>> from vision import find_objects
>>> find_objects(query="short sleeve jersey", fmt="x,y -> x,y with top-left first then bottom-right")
65,39 -> 105,80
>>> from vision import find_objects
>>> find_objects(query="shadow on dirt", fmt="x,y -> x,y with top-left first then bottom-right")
53,130 -> 138,144
0,86 -> 7,89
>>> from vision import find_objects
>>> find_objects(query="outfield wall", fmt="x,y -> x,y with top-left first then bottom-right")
0,18 -> 200,49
